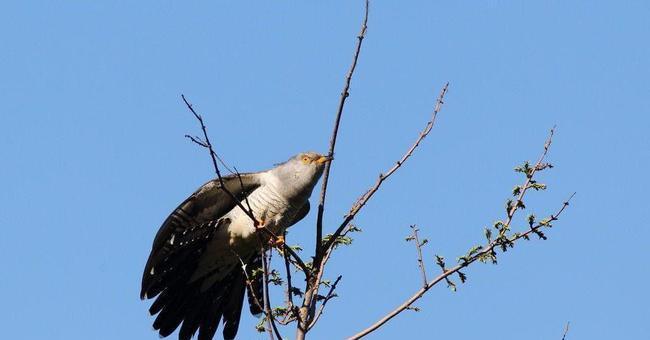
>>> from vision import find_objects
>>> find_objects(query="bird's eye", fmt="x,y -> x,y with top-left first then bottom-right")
302,156 -> 310,164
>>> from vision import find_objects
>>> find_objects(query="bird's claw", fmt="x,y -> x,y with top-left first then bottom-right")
270,235 -> 285,249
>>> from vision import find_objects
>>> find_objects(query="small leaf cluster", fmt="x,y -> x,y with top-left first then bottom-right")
323,225 -> 362,249
268,269 -> 283,286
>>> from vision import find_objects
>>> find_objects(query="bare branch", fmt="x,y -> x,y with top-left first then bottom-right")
322,82 -> 449,256
184,134 -> 208,148
297,1 -> 370,338
234,252 -> 265,313
293,82 -> 449,338
234,166 -> 255,220
315,0 -> 370,263
181,94 -> 257,222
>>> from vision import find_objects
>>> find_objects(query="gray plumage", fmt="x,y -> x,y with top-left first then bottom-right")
141,152 -> 329,340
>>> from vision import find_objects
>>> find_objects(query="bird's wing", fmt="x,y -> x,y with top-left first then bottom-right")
141,173 -> 262,299
288,200 -> 310,226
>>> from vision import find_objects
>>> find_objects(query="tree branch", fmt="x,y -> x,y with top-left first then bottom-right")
261,247 -> 283,340
296,81 -> 449,338
348,129 -> 574,339
181,94 -> 257,222
322,82 -> 448,256
298,1 -> 370,338
315,0 -> 370,264
308,275 -> 343,331
281,234 -> 300,323
349,193 -> 574,339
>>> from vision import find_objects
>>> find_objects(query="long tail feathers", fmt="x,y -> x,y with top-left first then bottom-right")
149,269 -> 246,340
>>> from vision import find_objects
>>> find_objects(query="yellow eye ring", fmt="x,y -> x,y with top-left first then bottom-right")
302,156 -> 310,163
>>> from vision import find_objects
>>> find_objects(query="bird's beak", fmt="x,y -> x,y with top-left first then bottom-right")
316,155 -> 333,164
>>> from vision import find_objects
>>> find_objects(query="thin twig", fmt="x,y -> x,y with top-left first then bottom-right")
297,1 -> 370,338
307,275 -> 343,331
282,233 -> 300,322
315,0 -> 370,263
234,166 -> 255,220
181,94 -> 257,222
503,127 -> 555,230
233,251 -> 266,317
561,321 -> 570,340
322,83 -> 448,256
302,83 -> 449,333
410,226 -> 428,287
261,247 -> 282,340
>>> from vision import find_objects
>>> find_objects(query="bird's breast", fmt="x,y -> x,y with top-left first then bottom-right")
225,186 -> 294,244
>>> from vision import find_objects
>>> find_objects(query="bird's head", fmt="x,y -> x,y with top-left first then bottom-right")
270,151 -> 332,198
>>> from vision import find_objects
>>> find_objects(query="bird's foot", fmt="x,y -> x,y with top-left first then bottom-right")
269,235 -> 285,249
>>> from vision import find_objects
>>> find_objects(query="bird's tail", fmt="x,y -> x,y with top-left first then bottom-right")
148,267 -> 247,340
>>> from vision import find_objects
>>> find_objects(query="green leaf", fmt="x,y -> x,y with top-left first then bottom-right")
484,228 -> 493,242
527,214 -> 536,226
516,200 -> 526,209
290,287 -> 304,297
529,182 -> 547,191
323,233 -> 354,248
268,269 -> 283,286
272,306 -> 288,317
514,161 -> 531,175
255,318 -> 266,333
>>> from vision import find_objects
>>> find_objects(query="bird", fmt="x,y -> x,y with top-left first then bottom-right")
141,152 -> 331,340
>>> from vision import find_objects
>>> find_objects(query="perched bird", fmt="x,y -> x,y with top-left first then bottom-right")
141,152 -> 330,340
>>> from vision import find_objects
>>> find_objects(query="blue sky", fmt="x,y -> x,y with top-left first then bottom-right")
1,1 -> 649,339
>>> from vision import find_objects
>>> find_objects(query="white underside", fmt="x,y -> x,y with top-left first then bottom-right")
190,172 -> 295,290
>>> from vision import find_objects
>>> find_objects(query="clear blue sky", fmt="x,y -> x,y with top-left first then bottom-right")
1,1 -> 648,339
